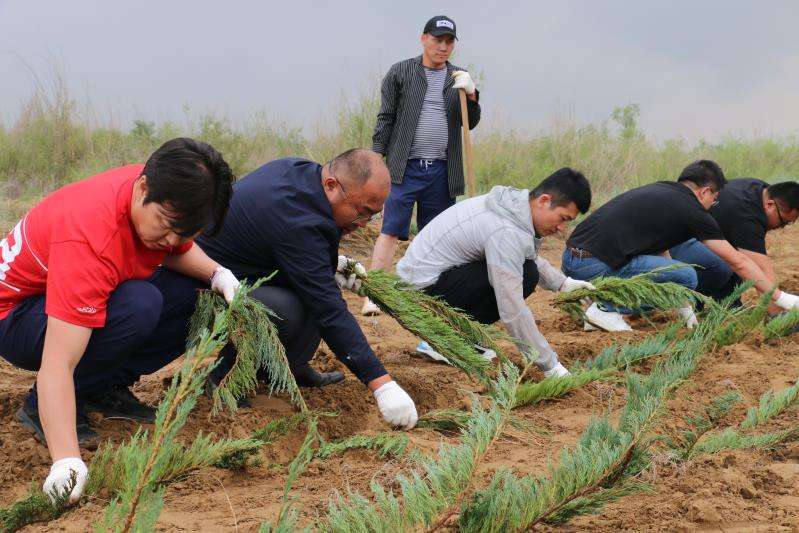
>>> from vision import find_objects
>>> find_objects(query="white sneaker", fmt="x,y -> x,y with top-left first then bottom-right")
543,362 -> 571,378
474,344 -> 497,362
361,298 -> 381,316
416,341 -> 450,364
584,302 -> 632,332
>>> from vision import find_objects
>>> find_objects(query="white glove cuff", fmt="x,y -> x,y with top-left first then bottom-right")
51,457 -> 87,474
373,380 -> 399,398
775,291 -> 798,310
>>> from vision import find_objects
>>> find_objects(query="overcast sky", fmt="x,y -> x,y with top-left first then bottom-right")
1,1 -> 797,144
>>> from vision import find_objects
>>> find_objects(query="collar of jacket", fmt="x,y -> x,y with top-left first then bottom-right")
413,54 -> 456,90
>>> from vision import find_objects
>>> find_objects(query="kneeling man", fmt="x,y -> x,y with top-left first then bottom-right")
396,168 -> 594,377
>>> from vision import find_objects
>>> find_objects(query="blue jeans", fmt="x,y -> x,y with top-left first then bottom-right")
381,159 -> 454,240
670,238 -> 738,302
561,248 -> 698,314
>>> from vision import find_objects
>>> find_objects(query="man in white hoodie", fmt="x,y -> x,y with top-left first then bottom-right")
395,168 -> 594,377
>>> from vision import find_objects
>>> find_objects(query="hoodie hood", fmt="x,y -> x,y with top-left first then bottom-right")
484,185 -> 541,243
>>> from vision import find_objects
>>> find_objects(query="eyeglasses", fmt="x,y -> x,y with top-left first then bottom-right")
775,203 -> 794,228
329,163 -> 382,224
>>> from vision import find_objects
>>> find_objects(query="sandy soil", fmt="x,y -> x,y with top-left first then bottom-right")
2,224 -> 798,532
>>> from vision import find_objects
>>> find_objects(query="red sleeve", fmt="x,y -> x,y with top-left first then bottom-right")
171,241 -> 194,255
45,241 -> 120,328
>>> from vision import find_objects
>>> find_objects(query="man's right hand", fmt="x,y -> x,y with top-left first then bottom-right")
775,291 -> 799,311
43,457 -> 88,505
373,381 -> 418,429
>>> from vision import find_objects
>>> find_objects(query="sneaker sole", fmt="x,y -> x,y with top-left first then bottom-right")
415,346 -> 452,365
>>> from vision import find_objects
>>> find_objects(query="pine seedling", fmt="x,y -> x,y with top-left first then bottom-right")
188,276 -> 306,414
763,309 -> 799,341
322,357 -> 530,532
0,476 -> 74,533
554,267 -> 705,322
97,315 -> 229,533
352,269 -> 496,383
514,368 -> 615,407
575,322 -> 681,372
669,391 -> 742,460
690,427 -> 799,457
316,432 -> 409,460
741,379 -> 799,429
713,289 -> 772,347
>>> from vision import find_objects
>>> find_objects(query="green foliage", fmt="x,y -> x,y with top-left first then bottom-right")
763,309 -> 799,340
577,323 -> 681,372
713,290 -> 772,347
690,427 -> 799,457
356,270 -> 496,383
554,267 -> 705,322
0,480 -> 73,533
322,359 -> 528,532
669,391 -> 742,460
515,368 -> 614,407
741,380 -> 799,429
316,433 -> 409,460
188,276 -> 306,414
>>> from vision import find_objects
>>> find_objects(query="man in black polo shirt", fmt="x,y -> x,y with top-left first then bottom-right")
669,179 -> 799,304
561,160 -> 799,331
198,149 -> 418,429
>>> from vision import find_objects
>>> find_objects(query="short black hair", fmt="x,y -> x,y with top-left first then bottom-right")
767,181 -> 799,211
530,167 -> 592,213
677,160 -> 727,191
142,137 -> 234,237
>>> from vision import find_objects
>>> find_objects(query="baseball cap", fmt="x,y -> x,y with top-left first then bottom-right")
423,15 -> 457,40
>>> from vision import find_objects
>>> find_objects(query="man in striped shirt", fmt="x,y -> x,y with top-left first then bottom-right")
362,15 -> 481,315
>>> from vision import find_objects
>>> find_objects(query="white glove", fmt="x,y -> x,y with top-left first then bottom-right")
775,291 -> 799,311
211,267 -> 240,305
452,70 -> 476,95
335,255 -> 365,293
543,362 -> 571,378
373,381 -> 418,430
677,306 -> 699,329
43,457 -> 88,505
560,277 -> 596,293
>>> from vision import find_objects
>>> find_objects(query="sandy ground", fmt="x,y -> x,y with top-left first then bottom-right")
2,224 -> 798,532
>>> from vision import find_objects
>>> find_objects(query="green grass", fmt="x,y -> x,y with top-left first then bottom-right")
3,82 -> 799,232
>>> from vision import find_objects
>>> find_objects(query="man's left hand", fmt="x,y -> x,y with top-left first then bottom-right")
560,277 -> 596,293
452,71 -> 476,95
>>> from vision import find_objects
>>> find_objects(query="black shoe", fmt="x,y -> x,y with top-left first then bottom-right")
293,364 -> 345,387
206,364 -> 252,408
84,385 -> 156,423
16,399 -> 99,446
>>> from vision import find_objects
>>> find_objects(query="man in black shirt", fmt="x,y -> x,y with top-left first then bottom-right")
198,149 -> 418,429
562,160 -> 799,331
669,179 -> 799,302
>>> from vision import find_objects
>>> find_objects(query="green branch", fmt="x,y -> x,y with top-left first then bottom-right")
741,379 -> 799,429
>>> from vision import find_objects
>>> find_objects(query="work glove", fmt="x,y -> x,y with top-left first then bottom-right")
559,277 -> 596,293
211,266 -> 241,305
452,70 -> 476,95
43,457 -> 88,505
335,255 -> 365,294
775,291 -> 799,311
373,381 -> 418,430
677,306 -> 699,329
543,361 -> 571,378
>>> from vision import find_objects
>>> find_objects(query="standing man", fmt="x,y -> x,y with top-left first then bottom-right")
362,14 -> 481,316
562,160 -> 799,331
669,179 -> 799,304
0,138 -> 240,504
198,149 -> 418,431
396,168 -> 595,378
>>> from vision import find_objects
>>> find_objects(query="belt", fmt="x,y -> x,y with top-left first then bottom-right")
567,246 -> 593,259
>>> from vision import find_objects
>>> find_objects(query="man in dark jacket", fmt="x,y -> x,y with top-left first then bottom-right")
198,149 -> 418,429
362,14 -> 481,316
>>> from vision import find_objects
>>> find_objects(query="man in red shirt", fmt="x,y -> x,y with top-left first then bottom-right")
0,138 -> 240,504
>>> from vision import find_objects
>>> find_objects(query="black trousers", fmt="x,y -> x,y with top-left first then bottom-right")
216,285 -> 321,376
425,259 -> 540,324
